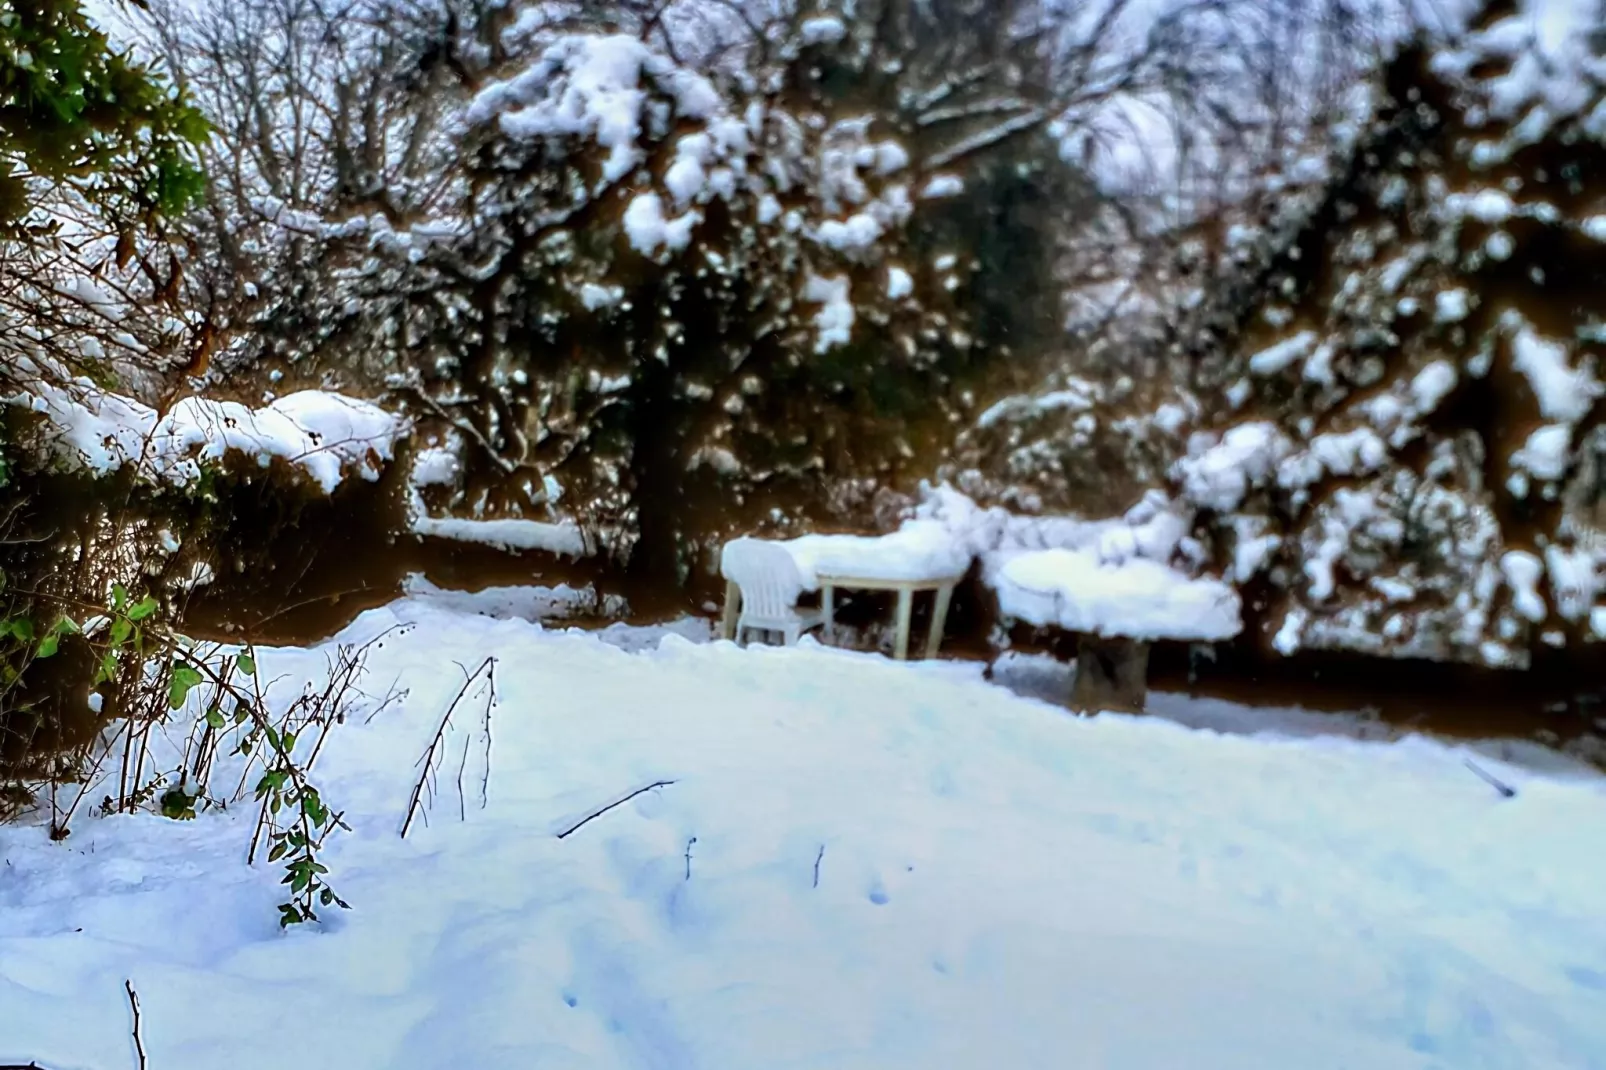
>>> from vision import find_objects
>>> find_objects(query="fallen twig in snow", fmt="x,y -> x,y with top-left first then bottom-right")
402,657 -> 495,839
1464,758 -> 1517,798
684,836 -> 697,881
555,780 -> 677,840
126,980 -> 146,1070
813,844 -> 825,889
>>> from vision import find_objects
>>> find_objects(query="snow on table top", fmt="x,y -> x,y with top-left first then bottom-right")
781,519 -> 972,587
22,376 -> 405,492
995,548 -> 1242,641
2,601 -> 1602,1069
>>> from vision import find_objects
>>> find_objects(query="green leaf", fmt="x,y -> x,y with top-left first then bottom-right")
112,584 -> 128,611
236,652 -> 256,676
97,651 -> 119,684
267,840 -> 288,863
168,663 -> 204,710
159,788 -> 196,820
127,596 -> 158,621
36,634 -> 59,659
110,617 -> 132,647
205,706 -> 225,730
52,616 -> 81,636
10,617 -> 34,642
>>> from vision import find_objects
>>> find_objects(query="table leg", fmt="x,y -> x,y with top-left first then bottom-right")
720,580 -> 740,641
823,585 -> 836,643
924,583 -> 954,660
893,586 -> 913,661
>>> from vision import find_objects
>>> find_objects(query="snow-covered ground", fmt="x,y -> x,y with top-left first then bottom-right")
3,598 -> 1604,1069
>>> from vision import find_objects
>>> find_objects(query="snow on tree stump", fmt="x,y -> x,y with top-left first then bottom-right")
1070,636 -> 1150,715
989,546 -> 1243,716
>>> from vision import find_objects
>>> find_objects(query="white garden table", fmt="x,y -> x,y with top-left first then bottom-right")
719,527 -> 972,660
720,571 -> 963,660
819,571 -> 963,660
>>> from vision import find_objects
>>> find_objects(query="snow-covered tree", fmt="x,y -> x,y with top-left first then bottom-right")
1,0 -> 210,399
164,0 -> 1134,589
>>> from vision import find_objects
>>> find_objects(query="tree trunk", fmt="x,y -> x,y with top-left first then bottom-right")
1070,636 -> 1150,714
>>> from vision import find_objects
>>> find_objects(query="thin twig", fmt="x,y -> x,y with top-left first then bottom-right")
555,780 -> 677,840
401,656 -> 493,838
455,729 -> 471,823
1464,758 -> 1517,798
364,674 -> 409,725
479,661 -> 496,811
126,979 -> 147,1070
54,716 -> 131,839
118,703 -> 137,814
684,836 -> 696,881
813,844 -> 825,889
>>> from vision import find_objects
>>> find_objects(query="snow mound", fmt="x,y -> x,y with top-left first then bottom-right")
20,377 -> 404,492
1,604 -> 1601,1068
409,500 -> 590,557
994,548 -> 1242,641
399,574 -> 623,621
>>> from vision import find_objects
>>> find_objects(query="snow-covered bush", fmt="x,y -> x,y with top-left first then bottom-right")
1166,5 -> 1606,668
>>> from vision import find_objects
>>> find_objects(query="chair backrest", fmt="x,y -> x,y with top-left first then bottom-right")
721,538 -> 806,620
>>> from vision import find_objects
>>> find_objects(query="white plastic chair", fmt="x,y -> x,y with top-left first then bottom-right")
720,538 -> 823,647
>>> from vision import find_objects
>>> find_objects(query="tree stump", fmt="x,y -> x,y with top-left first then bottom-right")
1070,636 -> 1150,714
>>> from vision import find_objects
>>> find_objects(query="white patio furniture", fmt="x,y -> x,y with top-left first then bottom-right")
719,537 -> 825,647
817,572 -> 959,661
720,524 -> 972,660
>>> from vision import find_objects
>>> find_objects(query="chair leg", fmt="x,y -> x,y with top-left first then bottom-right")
784,624 -> 801,646
822,585 -> 836,643
720,580 -> 741,641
